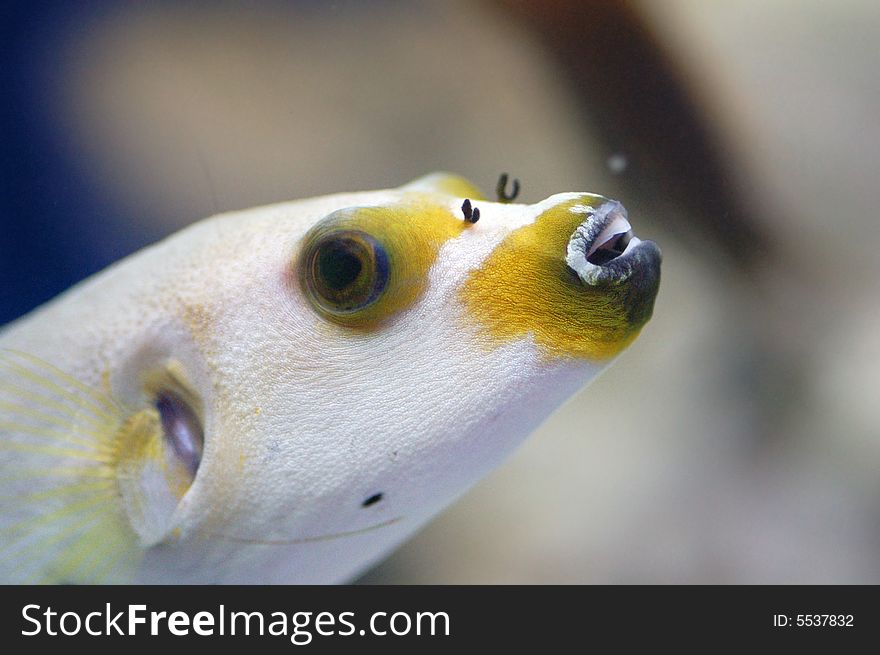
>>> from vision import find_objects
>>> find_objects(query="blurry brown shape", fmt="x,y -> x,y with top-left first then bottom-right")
496,0 -> 774,270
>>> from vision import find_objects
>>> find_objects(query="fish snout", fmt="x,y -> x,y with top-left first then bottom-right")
564,198 -> 661,330
461,192 -> 662,360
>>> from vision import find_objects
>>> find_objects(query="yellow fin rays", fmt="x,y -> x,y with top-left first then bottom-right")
0,349 -> 140,583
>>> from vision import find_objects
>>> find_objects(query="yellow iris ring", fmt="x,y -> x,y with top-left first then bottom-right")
460,195 -> 644,361
298,195 -> 467,328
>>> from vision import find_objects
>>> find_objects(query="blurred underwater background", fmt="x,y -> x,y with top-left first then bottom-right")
2,0 -> 879,582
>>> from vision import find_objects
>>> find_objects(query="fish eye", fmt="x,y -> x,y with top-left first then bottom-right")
155,389 -> 203,480
302,230 -> 390,318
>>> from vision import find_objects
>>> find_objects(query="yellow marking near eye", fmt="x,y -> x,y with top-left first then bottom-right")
460,197 -> 642,360
300,194 -> 467,328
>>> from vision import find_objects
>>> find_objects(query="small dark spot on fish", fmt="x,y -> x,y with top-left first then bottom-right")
362,493 -> 383,507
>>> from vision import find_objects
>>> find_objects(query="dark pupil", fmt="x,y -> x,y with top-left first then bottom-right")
317,242 -> 363,291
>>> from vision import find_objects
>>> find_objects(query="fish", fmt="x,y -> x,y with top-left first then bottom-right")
0,172 -> 660,583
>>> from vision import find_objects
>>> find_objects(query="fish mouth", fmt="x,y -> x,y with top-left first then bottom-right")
565,199 -> 661,288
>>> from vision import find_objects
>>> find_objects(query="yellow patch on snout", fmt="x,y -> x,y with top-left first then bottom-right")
460,196 -> 644,360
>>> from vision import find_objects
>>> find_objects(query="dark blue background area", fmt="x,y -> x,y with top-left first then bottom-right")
0,0 -> 386,328
1,1 -> 145,327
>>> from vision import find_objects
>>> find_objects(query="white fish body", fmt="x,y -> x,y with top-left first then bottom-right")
0,173 -> 660,583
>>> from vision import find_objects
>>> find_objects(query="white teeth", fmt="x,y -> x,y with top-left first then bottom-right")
622,235 -> 642,255
566,200 -> 642,286
587,215 -> 632,258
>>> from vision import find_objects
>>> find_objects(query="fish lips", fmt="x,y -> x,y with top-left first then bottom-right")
565,199 -> 662,325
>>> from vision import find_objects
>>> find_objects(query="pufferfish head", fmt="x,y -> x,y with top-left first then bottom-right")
0,172 -> 660,583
